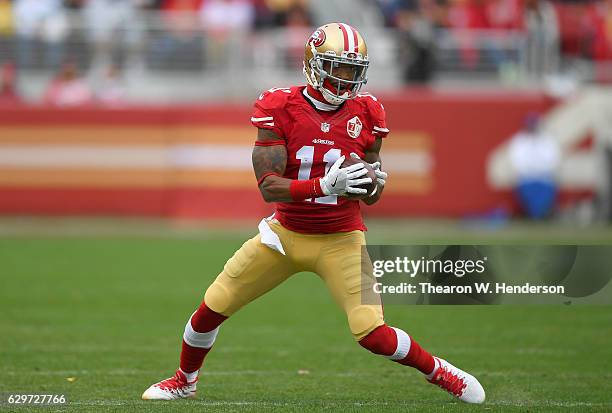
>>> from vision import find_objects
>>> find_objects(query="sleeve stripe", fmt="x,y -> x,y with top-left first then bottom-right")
257,172 -> 280,186
262,122 -> 275,126
373,126 -> 389,132
254,140 -> 285,147
251,116 -> 274,122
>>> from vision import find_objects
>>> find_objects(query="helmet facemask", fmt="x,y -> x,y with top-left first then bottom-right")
306,47 -> 369,105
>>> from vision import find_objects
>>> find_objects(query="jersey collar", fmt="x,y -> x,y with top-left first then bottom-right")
302,87 -> 340,112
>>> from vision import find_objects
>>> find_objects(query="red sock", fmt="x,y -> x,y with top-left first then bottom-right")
397,338 -> 436,375
359,325 -> 397,356
179,302 -> 227,374
359,324 -> 436,375
180,341 -> 209,375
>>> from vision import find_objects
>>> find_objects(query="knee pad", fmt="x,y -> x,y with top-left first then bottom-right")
204,281 -> 235,316
347,305 -> 384,340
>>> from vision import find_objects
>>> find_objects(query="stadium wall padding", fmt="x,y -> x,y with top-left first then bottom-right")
0,91 -> 582,218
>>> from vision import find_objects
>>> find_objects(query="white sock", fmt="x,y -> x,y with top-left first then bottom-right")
180,368 -> 198,383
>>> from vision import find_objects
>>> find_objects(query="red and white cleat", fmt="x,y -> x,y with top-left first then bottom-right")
141,370 -> 197,400
427,357 -> 485,404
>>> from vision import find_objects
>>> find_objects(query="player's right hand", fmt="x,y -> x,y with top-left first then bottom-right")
319,155 -> 372,196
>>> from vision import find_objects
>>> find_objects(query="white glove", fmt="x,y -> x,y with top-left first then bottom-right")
350,153 -> 387,187
319,155 -> 373,196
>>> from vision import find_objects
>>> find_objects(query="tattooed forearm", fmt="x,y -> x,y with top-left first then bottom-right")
252,145 -> 287,182
252,128 -> 293,202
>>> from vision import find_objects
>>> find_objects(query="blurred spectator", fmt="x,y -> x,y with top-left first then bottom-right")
93,64 -> 126,105
0,0 -> 13,36
509,113 -> 560,219
145,0 -> 166,7
43,61 -> 93,106
448,0 -> 490,29
484,0 -> 523,72
252,0 -> 276,29
0,62 -> 21,104
375,0 -> 404,27
264,0 -> 309,27
64,0 -> 86,9
446,0 -> 493,70
553,1 -> 584,57
285,2 -> 312,28
150,0 -> 204,70
199,0 -> 255,68
83,0 -> 146,71
584,0 -> 612,61
285,3 -> 312,68
396,0 -> 444,83
13,0 -> 69,68
523,0 -> 559,77
199,0 -> 254,33
488,0 -> 522,30
160,0 -> 203,23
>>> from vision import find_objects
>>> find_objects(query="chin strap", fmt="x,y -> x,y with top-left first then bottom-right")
320,88 -> 347,106
303,87 -> 339,111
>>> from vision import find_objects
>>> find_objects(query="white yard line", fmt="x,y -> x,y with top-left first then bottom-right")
6,368 -> 612,381
487,400 -> 612,407
60,400 -> 612,408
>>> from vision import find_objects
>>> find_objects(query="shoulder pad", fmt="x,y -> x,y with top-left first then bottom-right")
252,87 -> 298,138
256,87 -> 295,110
356,93 -> 389,138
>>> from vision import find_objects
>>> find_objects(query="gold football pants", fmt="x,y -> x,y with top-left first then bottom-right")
204,220 -> 384,340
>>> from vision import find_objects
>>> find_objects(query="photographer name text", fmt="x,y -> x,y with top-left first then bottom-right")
373,282 -> 565,295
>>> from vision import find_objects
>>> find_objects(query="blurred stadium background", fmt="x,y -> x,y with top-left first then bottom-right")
1,1 -> 612,411
0,0 -> 611,225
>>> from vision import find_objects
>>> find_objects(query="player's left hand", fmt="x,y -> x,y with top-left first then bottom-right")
350,153 -> 387,187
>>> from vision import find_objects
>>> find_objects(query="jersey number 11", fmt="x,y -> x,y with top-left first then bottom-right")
296,145 -> 341,205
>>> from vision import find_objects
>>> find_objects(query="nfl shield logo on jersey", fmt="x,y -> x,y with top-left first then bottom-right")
321,122 -> 330,133
347,116 -> 362,139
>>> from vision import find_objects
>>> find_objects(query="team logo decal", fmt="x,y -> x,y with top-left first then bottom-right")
347,116 -> 362,139
309,29 -> 326,47
321,122 -> 330,133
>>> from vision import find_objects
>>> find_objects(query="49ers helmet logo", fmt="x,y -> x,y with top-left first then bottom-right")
309,29 -> 326,47
347,116 -> 362,139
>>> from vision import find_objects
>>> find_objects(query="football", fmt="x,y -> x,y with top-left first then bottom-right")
341,156 -> 377,197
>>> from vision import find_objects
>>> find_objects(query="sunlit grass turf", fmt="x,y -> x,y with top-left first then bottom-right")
1,219 -> 611,412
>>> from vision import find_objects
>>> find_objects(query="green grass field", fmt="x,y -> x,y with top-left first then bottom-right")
1,218 -> 611,412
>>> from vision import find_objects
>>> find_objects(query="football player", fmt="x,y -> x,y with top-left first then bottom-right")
142,22 -> 485,404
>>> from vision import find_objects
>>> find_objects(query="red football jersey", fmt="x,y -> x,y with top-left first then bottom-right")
251,86 -> 389,234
